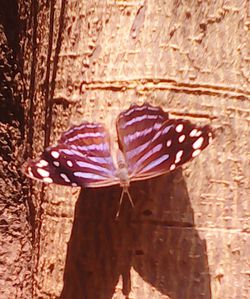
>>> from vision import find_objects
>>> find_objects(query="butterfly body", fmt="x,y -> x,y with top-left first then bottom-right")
24,103 -> 213,204
115,148 -> 130,188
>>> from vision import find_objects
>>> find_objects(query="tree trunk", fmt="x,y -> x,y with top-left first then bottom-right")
0,1 -> 249,298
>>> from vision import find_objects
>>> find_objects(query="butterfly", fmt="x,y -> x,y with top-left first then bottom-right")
23,103 -> 213,214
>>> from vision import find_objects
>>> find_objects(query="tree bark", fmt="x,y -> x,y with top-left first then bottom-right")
0,0 -> 249,298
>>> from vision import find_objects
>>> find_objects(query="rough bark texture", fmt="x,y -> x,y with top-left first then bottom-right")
0,1 -> 33,298
0,0 -> 249,299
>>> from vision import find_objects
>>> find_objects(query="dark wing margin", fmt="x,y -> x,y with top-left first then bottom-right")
23,122 -> 119,187
116,103 -> 213,182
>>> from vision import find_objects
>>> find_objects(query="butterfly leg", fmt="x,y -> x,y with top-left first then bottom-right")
124,187 -> 134,208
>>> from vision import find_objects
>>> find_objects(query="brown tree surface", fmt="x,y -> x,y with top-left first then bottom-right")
0,1 -> 249,299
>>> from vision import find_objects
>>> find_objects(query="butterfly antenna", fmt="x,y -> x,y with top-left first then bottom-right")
116,187 -> 134,219
116,188 -> 125,219
124,187 -> 134,208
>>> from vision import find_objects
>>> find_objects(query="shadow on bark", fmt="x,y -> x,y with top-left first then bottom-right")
60,169 -> 211,299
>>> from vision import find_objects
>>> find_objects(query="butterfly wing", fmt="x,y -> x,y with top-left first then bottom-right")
116,103 -> 213,182
24,122 -> 119,187
116,103 -> 169,173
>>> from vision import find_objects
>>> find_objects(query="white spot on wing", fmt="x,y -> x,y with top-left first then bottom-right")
175,150 -> 183,163
193,137 -> 204,149
43,177 -> 53,183
71,182 -> 78,187
170,164 -> 176,171
60,173 -> 71,183
195,131 -> 202,137
179,135 -> 185,143
176,124 -> 183,133
189,129 -> 197,137
166,140 -> 172,147
192,149 -> 201,157
209,132 -> 213,143
36,160 -> 48,167
51,151 -> 60,159
67,160 -> 73,167
37,168 -> 50,177
53,161 -> 60,167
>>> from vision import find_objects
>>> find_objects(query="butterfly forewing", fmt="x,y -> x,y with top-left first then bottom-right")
132,120 -> 212,180
116,103 -> 213,182
116,103 -> 169,174
24,123 -> 119,187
